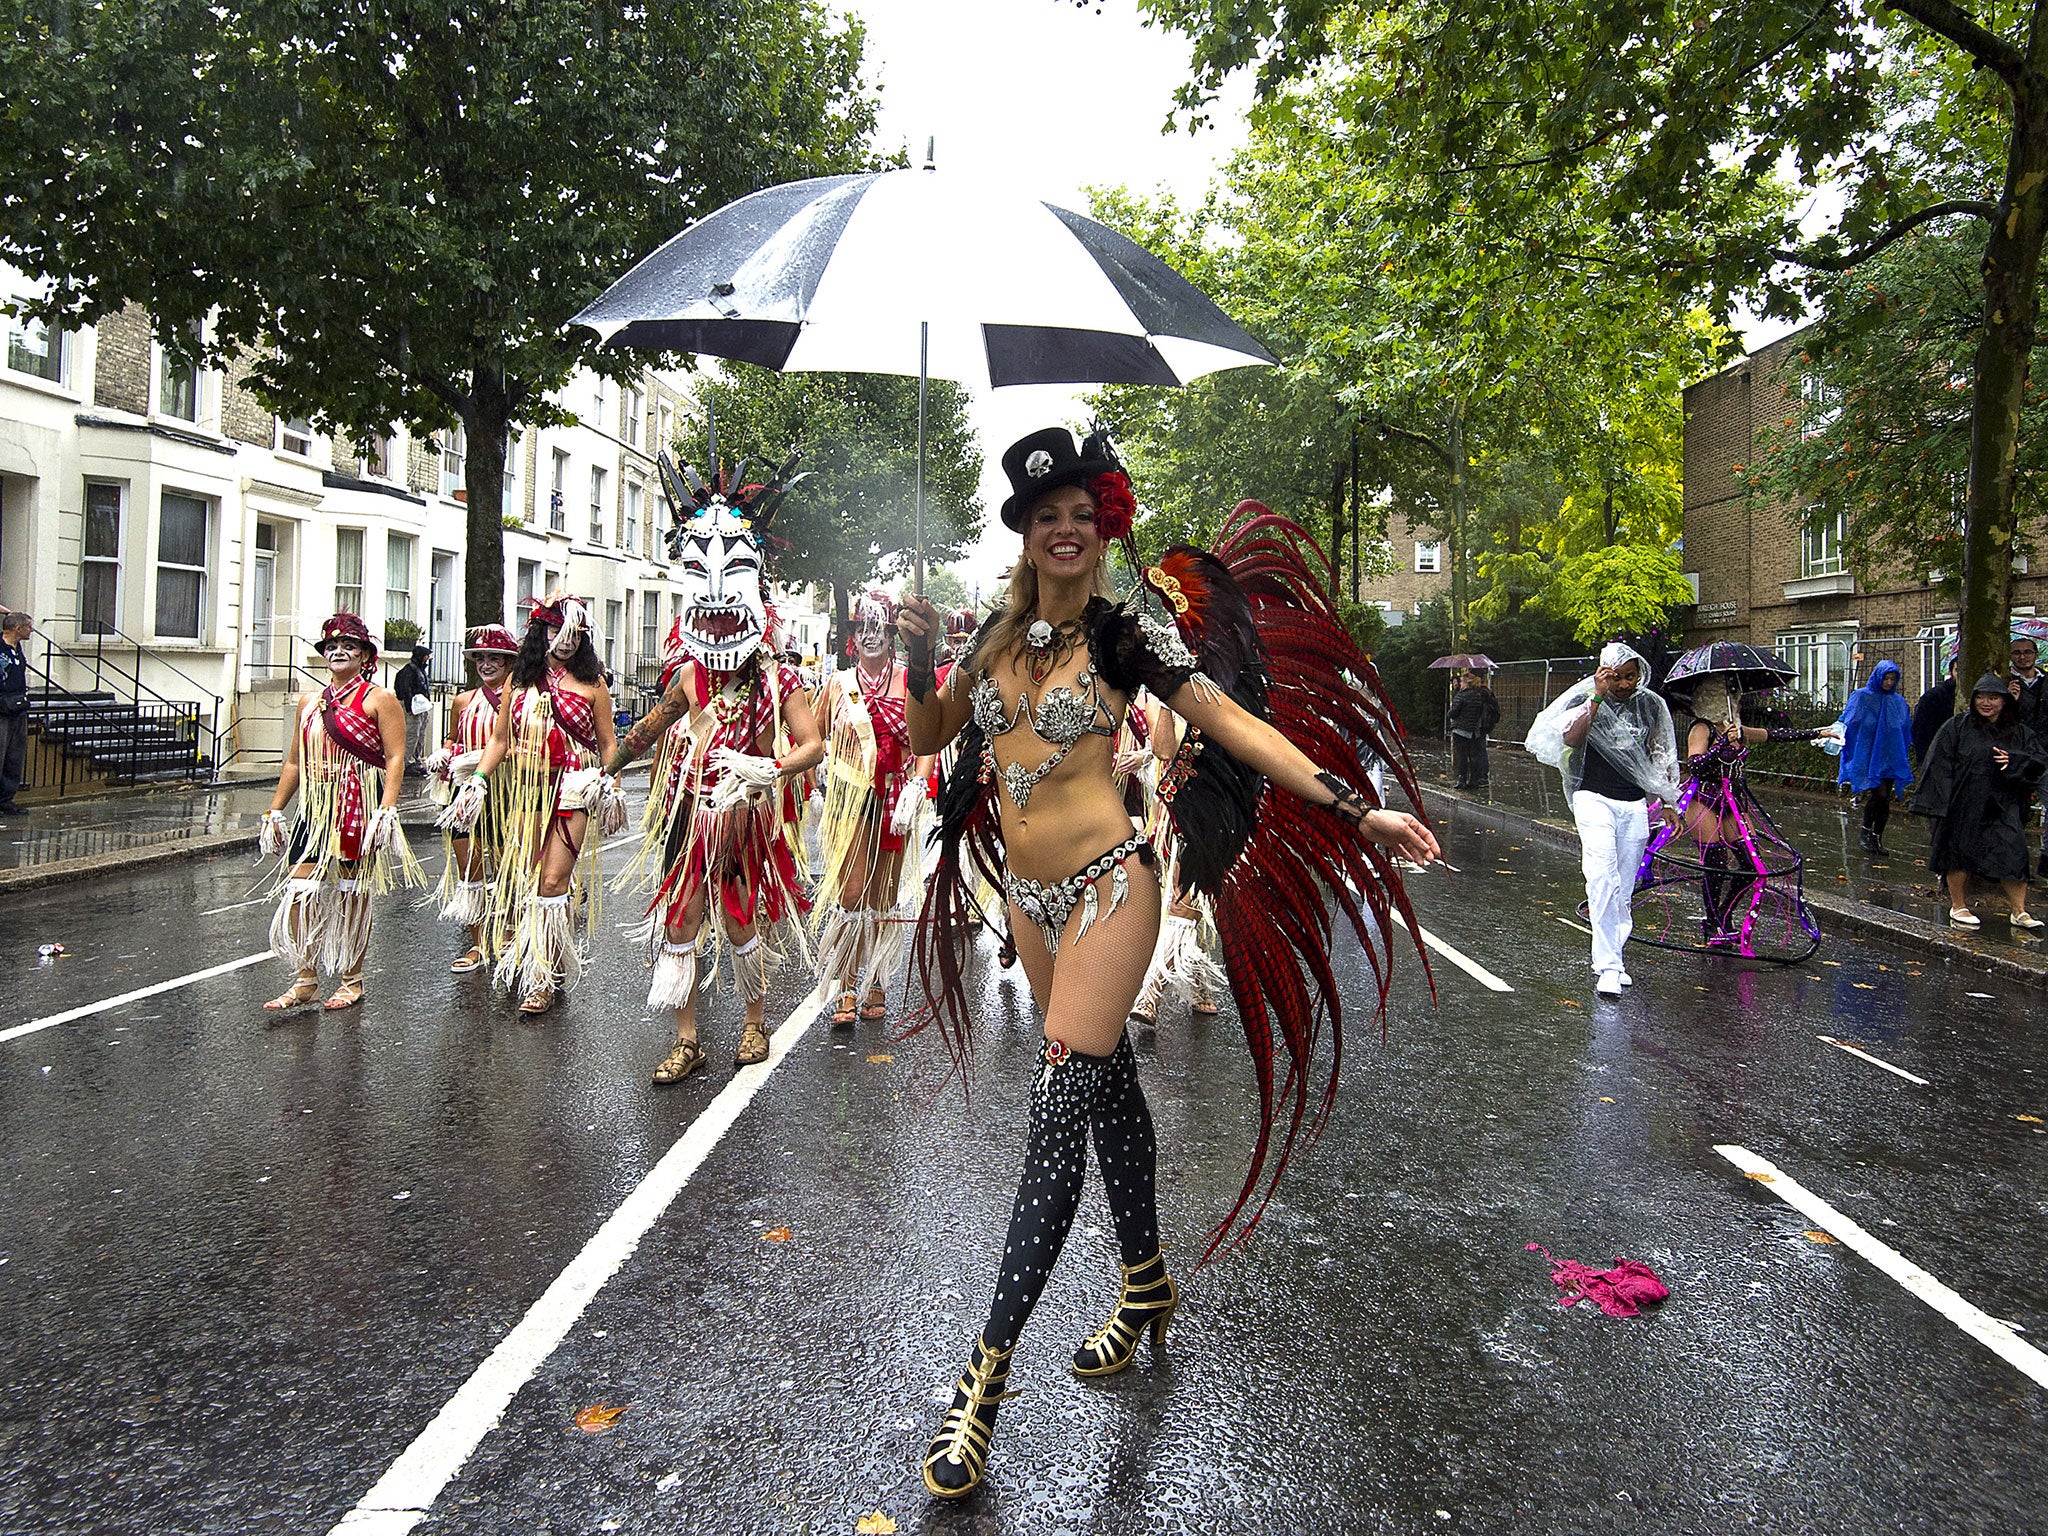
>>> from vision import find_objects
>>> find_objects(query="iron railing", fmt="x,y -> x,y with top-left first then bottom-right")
22,633 -> 215,796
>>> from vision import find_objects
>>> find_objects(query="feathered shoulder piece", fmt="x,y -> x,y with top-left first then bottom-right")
1139,503 -> 1434,1261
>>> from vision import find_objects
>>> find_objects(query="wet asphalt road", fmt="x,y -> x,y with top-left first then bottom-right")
2,802 -> 2044,1535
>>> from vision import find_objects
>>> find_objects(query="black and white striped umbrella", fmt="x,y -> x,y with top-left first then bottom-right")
570,166 -> 1278,389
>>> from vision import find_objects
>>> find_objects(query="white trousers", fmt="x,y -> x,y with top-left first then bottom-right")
1571,789 -> 1651,975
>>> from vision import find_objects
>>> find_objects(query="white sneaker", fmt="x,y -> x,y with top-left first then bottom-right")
1595,970 -> 1624,998
1618,972 -> 1634,987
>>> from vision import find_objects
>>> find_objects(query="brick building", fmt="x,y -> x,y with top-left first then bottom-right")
1681,327 -> 2047,707
0,265 -> 826,784
1354,503 -> 1453,625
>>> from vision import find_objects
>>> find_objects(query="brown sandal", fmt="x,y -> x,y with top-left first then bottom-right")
1191,986 -> 1220,1017
831,991 -> 858,1029
860,989 -> 889,1022
652,1036 -> 706,1084
264,975 -> 320,1012
323,975 -> 364,1012
518,985 -> 557,1015
735,1019 -> 770,1066
449,946 -> 486,974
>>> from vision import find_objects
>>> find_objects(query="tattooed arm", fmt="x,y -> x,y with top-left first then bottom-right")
607,672 -> 691,775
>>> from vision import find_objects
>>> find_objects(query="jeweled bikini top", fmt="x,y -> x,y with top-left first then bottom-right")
969,669 -> 1119,748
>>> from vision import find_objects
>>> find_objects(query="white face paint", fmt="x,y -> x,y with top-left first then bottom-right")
546,598 -> 591,662
854,595 -> 894,662
324,641 -> 368,678
673,503 -> 767,673
473,655 -> 509,683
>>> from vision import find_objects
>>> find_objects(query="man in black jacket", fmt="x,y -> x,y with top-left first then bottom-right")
1912,659 -> 1957,769
0,612 -> 34,816
393,644 -> 433,772
1448,668 -> 1502,789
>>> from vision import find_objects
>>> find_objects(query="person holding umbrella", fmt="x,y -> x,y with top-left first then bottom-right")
1911,674 -> 2048,929
1837,661 -> 1914,854
897,426 -> 1437,1500
1447,666 -> 1501,790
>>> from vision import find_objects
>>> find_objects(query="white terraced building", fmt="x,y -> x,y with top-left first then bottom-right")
0,266 -> 827,793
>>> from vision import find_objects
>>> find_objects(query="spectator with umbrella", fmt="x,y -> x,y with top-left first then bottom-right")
1837,660 -> 1915,854
1912,674 -> 2048,929
1446,666 -> 1502,790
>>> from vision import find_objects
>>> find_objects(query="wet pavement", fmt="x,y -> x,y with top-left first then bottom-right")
0,781 -> 281,872
2,796 -> 2044,1534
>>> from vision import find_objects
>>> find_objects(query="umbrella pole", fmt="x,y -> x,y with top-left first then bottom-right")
916,320 -> 928,597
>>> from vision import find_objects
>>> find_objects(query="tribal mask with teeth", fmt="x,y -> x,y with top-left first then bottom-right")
657,448 -> 803,675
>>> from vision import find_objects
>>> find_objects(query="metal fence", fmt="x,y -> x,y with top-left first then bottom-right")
1477,657 -> 1600,744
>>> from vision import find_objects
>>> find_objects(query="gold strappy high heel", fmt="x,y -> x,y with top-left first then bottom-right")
921,1337 -> 1017,1500
1072,1252 -> 1176,1377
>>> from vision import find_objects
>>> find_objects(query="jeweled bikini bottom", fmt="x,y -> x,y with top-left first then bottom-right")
1003,834 -> 1153,957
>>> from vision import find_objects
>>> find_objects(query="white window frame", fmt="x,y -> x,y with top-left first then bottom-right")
625,481 -> 642,554
154,490 -> 211,642
154,324 -> 207,424
550,449 -> 569,532
1801,506 -> 1846,578
589,465 -> 608,546
439,423 -> 466,499
385,532 -> 416,626
80,479 -> 123,636
657,403 -> 673,456
3,304 -> 67,387
624,386 -> 642,448
1918,621 -> 1957,693
1414,541 -> 1442,574
604,599 -> 622,669
335,527 -> 366,615
277,415 -> 314,457
515,559 -> 540,615
1777,629 -> 1857,708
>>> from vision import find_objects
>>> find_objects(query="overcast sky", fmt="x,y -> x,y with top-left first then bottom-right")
845,0 -> 1252,593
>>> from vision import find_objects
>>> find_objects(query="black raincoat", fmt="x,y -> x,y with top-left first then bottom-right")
1911,706 -> 2048,881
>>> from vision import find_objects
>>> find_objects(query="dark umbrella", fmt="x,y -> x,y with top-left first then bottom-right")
1428,654 -> 1497,671
570,155 -> 1277,585
1662,641 -> 1796,697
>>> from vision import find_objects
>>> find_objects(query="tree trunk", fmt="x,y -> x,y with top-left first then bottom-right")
1448,405 -> 1468,643
462,367 -> 512,636
1349,426 -> 1362,602
1505,506 -> 1524,617
1330,459 -> 1347,599
1959,79 -> 2048,699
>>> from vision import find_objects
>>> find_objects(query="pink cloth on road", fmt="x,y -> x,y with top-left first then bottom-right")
1527,1243 -> 1669,1318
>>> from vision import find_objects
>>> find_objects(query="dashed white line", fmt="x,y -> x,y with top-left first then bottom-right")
1390,913 -> 1513,992
1817,1035 -> 1930,1086
1553,915 -> 1593,937
1,951 -> 274,1044
1715,1145 -> 2047,1390
329,983 -> 830,1535
200,896 -> 274,916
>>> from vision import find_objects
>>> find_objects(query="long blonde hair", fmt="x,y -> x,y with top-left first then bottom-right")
967,549 -> 1119,679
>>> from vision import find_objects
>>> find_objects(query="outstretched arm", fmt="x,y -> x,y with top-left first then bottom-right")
607,675 -> 691,774
897,596 -> 971,754
1164,680 -> 1441,865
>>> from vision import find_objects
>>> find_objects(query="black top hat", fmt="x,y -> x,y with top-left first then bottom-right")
999,427 -> 1120,532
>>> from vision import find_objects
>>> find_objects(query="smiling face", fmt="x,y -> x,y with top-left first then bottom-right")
854,591 -> 895,663
324,640 -> 370,681
2013,640 -> 2038,674
1975,689 -> 2005,719
673,510 -> 767,673
472,653 -> 509,684
1022,484 -> 1103,581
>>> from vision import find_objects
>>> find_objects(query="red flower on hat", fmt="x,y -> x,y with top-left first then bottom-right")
1088,471 -> 1136,542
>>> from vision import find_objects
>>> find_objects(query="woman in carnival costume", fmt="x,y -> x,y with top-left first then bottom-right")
424,624 -> 521,973
897,426 -> 1438,1500
259,613 -> 424,1013
814,586 -> 933,1027
1631,666 -> 1833,962
444,596 -> 626,1014
607,456 -> 824,1082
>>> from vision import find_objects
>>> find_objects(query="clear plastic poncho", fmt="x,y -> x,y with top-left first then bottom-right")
1525,642 -> 1681,801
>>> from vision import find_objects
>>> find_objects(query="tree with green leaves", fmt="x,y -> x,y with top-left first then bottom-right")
678,368 -> 982,646
0,0 -> 876,631
1135,0 -> 2047,697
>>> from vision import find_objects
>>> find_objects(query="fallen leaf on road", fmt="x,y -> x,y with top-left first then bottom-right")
2018,1114 -> 2044,1124
574,1403 -> 629,1433
1598,1097 -> 1614,1104
1744,1172 -> 1775,1183
1820,960 -> 1842,967
1852,982 -> 1876,990
1803,1231 -> 1838,1245
1835,874 -> 1848,882
1559,999 -> 1582,1009
1877,964 -> 1891,971
856,1514 -> 898,1535
762,1226 -> 793,1242
866,1053 -> 894,1064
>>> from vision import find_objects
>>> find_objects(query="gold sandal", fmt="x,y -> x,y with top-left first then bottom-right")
735,1019 -> 770,1066
652,1036 -> 706,1084
830,991 -> 858,1029
922,1337 -> 1017,1500
264,975 -> 320,1012
449,946 -> 486,974
518,985 -> 557,1015
323,974 -> 364,1012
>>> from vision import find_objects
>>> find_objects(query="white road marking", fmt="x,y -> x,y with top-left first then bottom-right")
1390,913 -> 1512,992
329,984 -> 830,1535
1,952 -> 274,1044
1554,916 -> 1593,937
200,896 -> 274,916
1715,1145 -> 2047,1390
1817,1035 -> 1930,1086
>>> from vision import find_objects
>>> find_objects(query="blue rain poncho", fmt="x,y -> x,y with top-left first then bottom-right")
1836,660 -> 1915,793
